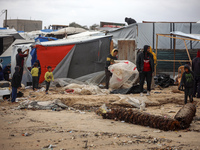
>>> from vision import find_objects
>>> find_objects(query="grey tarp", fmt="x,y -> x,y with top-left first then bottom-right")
108,23 -> 200,49
11,35 -> 112,86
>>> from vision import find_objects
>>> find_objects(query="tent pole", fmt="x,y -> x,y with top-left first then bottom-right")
183,40 -> 192,64
155,34 -> 158,76
173,36 -> 176,77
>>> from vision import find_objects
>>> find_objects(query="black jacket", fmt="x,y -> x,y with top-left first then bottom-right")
11,67 -> 21,88
180,65 -> 194,88
105,53 -> 118,69
136,52 -> 154,72
192,57 -> 200,77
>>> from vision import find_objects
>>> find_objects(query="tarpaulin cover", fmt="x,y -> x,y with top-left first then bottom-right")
36,44 -> 75,83
35,36 -> 58,42
30,48 -> 37,66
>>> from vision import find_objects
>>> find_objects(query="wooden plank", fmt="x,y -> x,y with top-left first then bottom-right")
157,60 -> 190,62
157,34 -> 200,42
118,40 -> 136,62
173,37 -> 176,77
155,34 -> 158,75
183,40 -> 192,64
110,40 -> 114,53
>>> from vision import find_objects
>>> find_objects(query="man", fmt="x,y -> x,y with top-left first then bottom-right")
125,17 -> 137,25
105,49 -> 118,89
149,46 -> 157,89
3,64 -> 11,81
16,48 -> 29,83
192,50 -> 200,98
136,45 -> 154,96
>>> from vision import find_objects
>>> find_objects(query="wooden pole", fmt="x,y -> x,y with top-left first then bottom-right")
173,36 -> 176,77
155,34 -> 158,75
183,40 -> 192,64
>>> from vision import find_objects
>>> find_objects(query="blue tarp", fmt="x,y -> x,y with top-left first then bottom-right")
30,48 -> 37,66
18,31 -> 25,33
0,56 -> 11,68
35,36 -> 58,42
41,29 -> 58,33
0,28 -> 6,30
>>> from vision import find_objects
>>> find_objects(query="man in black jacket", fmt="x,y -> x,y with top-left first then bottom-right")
192,50 -> 200,98
16,48 -> 29,83
105,49 -> 118,89
136,45 -> 154,96
11,66 -> 21,103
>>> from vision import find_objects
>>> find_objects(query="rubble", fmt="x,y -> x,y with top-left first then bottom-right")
17,99 -> 68,110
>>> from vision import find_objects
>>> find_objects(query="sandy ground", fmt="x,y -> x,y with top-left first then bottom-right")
0,86 -> 200,150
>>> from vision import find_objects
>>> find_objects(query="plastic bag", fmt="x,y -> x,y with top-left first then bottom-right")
108,60 -> 138,89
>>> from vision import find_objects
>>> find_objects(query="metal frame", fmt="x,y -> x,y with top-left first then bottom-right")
155,33 -> 200,77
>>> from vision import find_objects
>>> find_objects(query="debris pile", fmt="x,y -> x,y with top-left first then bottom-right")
99,108 -> 180,131
18,99 -> 68,111
174,103 -> 196,129
63,83 -> 109,95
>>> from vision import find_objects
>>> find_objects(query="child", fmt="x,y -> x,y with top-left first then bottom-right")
178,64 -> 194,104
11,66 -> 21,103
31,63 -> 39,90
44,66 -> 54,94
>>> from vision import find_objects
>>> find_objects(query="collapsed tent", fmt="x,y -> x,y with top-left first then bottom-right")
11,35 -> 112,85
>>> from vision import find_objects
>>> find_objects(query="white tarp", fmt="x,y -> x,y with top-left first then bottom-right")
50,27 -> 86,35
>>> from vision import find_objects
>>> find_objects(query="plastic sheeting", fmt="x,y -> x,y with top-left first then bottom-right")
11,36 -> 111,86
108,60 -> 138,89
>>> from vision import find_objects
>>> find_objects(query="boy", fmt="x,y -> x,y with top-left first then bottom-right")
178,64 -> 194,104
44,66 -> 54,94
11,66 -> 21,103
31,63 -> 39,90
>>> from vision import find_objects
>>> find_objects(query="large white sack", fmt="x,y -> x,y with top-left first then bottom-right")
108,60 -> 138,89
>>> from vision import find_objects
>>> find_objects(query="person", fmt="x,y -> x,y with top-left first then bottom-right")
149,46 -> 157,89
136,45 -> 154,96
16,48 -> 29,83
44,66 -> 54,94
3,64 -> 11,81
31,63 -> 39,91
178,65 -> 194,104
11,66 -> 21,103
105,49 -> 118,89
192,50 -> 200,98
35,60 -> 41,82
0,67 -> 4,81
125,17 -> 137,25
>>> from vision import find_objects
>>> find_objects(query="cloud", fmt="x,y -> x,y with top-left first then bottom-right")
0,0 -> 199,29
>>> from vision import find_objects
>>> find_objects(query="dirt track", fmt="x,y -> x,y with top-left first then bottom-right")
0,86 -> 200,150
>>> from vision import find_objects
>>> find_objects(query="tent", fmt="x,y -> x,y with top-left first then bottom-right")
155,31 -> 200,76
11,35 -> 112,85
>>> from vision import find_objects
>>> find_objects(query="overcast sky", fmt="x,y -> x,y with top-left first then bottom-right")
0,0 -> 200,28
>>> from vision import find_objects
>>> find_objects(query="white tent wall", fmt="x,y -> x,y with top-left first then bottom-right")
11,44 -> 32,86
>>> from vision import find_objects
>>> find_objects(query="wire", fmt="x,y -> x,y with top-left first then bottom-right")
0,10 -> 6,17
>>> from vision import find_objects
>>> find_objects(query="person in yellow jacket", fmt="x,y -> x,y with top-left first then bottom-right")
44,66 -> 54,94
105,49 -> 118,89
149,46 -> 157,89
31,63 -> 39,90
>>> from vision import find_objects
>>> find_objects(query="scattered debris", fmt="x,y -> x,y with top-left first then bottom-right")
17,99 -> 68,110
